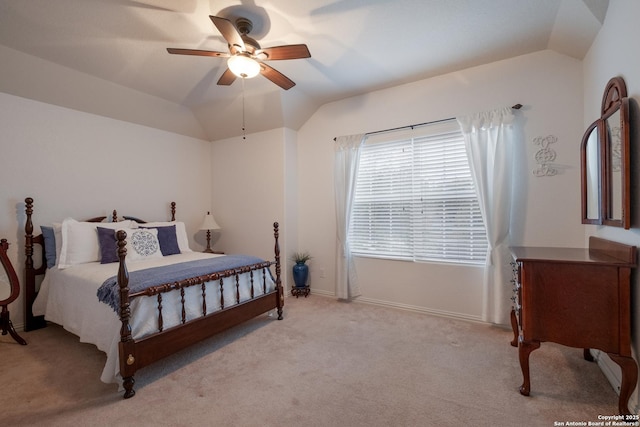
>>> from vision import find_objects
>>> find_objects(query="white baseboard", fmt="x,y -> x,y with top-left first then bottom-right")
308,288 -> 334,298
307,288 -> 483,323
353,296 -> 484,323
12,320 -> 26,332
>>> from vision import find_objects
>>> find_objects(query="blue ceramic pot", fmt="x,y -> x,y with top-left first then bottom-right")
292,262 -> 309,288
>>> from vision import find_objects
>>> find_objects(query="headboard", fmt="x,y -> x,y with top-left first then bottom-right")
23,197 -> 177,331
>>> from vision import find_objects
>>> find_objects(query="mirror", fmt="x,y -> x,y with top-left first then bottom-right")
581,120 -> 602,223
581,77 -> 631,229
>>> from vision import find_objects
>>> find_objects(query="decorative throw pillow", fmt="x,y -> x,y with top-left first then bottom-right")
97,227 -> 119,264
121,228 -> 163,262
140,221 -> 191,253
141,224 -> 181,256
40,225 -> 57,268
57,218 -> 135,269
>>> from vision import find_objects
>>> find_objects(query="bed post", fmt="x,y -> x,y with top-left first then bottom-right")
24,197 -> 46,331
24,198 -> 34,329
116,230 -> 136,398
273,222 -> 283,320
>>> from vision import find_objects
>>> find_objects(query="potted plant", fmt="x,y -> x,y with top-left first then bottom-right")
291,251 -> 312,289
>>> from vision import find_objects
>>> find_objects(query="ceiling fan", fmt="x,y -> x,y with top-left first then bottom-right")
167,15 -> 311,90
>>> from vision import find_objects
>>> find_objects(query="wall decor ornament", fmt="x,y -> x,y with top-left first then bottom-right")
532,135 -> 558,177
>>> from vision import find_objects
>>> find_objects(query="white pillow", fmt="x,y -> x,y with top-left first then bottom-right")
140,221 -> 192,253
58,218 -> 135,269
121,228 -> 163,262
53,222 -> 62,266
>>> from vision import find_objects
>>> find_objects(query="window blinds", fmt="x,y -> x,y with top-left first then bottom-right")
349,120 -> 487,264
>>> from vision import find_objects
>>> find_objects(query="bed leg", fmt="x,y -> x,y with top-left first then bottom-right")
123,376 -> 136,399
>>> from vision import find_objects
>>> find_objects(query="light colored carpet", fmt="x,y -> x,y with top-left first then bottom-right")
1,296 -> 621,426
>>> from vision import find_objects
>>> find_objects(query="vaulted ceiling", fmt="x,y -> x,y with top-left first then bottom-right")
0,0 -> 607,141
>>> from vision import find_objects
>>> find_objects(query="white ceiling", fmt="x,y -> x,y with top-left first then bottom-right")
0,0 -> 607,141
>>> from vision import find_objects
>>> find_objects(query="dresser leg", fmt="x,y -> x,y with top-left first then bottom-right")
510,309 -> 518,347
607,353 -> 638,415
519,340 -> 540,396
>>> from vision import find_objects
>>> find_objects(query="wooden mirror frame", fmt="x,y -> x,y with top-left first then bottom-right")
581,76 -> 631,229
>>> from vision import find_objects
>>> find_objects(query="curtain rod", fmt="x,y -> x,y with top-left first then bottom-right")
333,104 -> 522,141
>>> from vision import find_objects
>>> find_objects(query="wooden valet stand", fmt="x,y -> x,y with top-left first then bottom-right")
0,239 -> 27,345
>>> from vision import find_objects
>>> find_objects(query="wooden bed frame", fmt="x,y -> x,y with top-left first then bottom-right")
23,197 -> 283,398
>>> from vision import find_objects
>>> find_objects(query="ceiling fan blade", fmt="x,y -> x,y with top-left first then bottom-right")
260,63 -> 295,90
210,15 -> 245,53
256,44 -> 311,61
167,48 -> 229,58
217,68 -> 237,86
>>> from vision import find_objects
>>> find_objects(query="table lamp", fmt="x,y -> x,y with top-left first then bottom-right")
200,212 -> 221,253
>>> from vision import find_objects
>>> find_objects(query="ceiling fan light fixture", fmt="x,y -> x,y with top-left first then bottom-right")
228,54 -> 260,79
168,15 -> 310,90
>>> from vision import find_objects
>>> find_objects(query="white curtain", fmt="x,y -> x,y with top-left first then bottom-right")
457,107 -> 519,325
334,134 -> 365,300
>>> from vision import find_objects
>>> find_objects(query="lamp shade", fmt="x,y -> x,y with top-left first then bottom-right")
200,212 -> 221,231
227,54 -> 260,78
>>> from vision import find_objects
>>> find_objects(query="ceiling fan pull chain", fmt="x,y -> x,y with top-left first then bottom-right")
241,77 -> 247,140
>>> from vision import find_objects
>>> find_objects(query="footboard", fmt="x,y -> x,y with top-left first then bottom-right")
116,223 -> 283,398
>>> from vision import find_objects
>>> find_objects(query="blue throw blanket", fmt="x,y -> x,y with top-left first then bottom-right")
97,255 -> 271,312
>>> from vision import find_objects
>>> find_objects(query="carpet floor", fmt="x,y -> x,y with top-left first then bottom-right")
1,295 -> 623,426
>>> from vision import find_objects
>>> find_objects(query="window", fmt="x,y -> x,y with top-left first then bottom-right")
349,120 -> 487,265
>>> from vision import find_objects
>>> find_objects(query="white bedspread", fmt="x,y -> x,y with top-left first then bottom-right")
33,252 -> 275,386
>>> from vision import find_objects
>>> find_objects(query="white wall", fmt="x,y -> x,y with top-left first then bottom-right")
0,47 -> 589,326
210,128 -> 290,289
296,49 -> 585,320
0,45 -> 206,140
582,0 -> 640,412
283,127 -> 299,291
0,92 -> 212,329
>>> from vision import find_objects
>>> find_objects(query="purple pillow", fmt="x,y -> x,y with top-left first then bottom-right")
97,227 -> 119,264
141,225 -> 180,256
41,225 -> 57,268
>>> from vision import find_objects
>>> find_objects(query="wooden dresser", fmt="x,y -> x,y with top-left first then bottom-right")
510,237 -> 637,415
